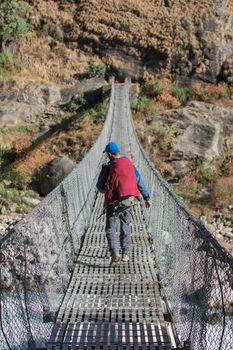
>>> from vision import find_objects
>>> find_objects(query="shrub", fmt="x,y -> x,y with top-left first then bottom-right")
0,182 -> 39,213
0,144 -> 17,166
88,62 -> 106,78
132,93 -> 156,113
0,123 -> 32,134
0,47 -> 15,71
226,134 -> 233,155
195,156 -> 214,185
178,175 -> 199,194
191,84 -> 209,102
170,85 -> 194,105
191,83 -> 230,102
0,163 -> 30,190
0,1 -> 32,47
151,122 -> 177,153
94,102 -> 108,123
145,79 -> 163,97
66,95 -> 86,113
158,91 -> 181,109
212,177 -> 233,208
66,89 -> 103,114
208,83 -> 229,100
173,175 -> 200,205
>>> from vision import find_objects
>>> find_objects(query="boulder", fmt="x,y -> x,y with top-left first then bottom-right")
22,197 -> 41,206
9,203 -> 19,213
172,161 -> 190,178
156,102 -> 233,160
0,78 -> 108,124
0,102 -> 42,124
38,156 -> 76,196
61,77 -> 108,104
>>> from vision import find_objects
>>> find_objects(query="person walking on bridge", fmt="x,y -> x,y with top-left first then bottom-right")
97,141 -> 151,266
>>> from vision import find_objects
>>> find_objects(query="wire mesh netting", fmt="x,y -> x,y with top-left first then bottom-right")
0,79 -> 232,350
124,80 -> 233,350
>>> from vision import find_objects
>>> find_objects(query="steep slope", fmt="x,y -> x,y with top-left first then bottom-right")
12,0 -> 233,84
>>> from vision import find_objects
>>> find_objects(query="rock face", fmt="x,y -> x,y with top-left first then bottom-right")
222,56 -> 233,84
159,102 -> 233,160
14,0 -> 233,83
38,156 -> 76,196
0,78 -> 107,124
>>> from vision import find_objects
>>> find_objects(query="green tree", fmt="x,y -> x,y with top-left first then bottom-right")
0,0 -> 31,51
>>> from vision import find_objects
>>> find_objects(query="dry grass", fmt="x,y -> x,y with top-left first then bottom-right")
17,145 -> 55,179
7,0 -> 224,84
157,91 -> 181,110
212,177 -> 233,208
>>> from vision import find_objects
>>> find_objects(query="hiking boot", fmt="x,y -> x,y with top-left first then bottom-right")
110,253 -> 121,266
122,253 -> 129,262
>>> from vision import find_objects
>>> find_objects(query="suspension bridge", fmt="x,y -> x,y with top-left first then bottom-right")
0,79 -> 232,350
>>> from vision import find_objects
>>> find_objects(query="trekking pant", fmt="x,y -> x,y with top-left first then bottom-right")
105,206 -> 131,255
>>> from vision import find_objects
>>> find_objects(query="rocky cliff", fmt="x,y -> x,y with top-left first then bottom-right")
12,0 -> 233,84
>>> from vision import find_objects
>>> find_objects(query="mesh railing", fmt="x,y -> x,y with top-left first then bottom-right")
0,79 -> 232,350
123,79 -> 233,350
0,79 -> 116,350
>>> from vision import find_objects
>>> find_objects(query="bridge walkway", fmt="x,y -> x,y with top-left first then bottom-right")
1,80 -> 232,350
46,83 -> 174,349
47,192 -> 172,350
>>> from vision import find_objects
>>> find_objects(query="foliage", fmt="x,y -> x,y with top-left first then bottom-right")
66,89 -> 103,113
193,83 -> 230,102
226,134 -> 233,155
174,175 -> 199,198
0,142 -> 31,190
0,0 -> 32,47
212,177 -> 233,208
0,144 -> 17,167
0,162 -> 30,190
173,174 -> 216,220
170,83 -> 230,105
144,79 -> 163,97
195,155 -> 215,185
0,47 -> 16,73
0,181 -> 40,213
158,91 -> 181,109
58,89 -> 107,129
151,122 -> 177,153
77,101 -> 108,125
0,123 -> 33,134
132,93 -> 156,113
88,61 -> 106,78
66,95 -> 86,113
0,1 -> 31,75
170,85 -> 194,105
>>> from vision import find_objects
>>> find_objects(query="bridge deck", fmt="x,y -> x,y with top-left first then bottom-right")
47,193 -> 172,350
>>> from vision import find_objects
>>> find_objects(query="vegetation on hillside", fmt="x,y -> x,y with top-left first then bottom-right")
0,1 -> 232,229
133,78 -> 233,220
0,1 -> 31,47
0,0 -> 31,75
0,89 -> 108,214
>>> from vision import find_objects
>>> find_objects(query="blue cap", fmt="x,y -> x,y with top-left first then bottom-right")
103,141 -> 120,153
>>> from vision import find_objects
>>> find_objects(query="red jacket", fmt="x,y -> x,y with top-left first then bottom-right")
104,157 -> 140,205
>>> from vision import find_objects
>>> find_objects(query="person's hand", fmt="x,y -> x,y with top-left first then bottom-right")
145,200 -> 152,208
